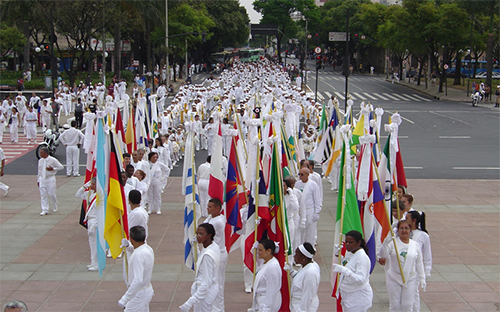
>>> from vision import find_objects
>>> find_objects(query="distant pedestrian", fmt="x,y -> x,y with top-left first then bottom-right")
495,85 -> 500,107
9,107 -> 19,143
0,147 -> 9,196
37,146 -> 63,216
59,120 -> 84,177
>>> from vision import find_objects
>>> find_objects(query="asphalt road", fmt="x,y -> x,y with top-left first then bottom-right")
5,65 -> 500,180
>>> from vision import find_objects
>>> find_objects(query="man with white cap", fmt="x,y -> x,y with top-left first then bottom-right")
59,120 -> 84,177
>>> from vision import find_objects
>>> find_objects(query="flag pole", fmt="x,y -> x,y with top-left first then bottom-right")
191,130 -> 198,268
335,143 -> 348,293
234,112 -> 248,158
253,143 -> 261,282
232,134 -> 249,204
371,148 -> 406,284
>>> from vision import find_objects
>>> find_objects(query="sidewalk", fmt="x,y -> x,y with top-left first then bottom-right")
0,175 -> 498,311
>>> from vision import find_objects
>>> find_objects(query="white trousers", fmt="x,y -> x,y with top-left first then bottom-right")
201,134 -> 207,150
212,250 -> 228,312
66,145 -> 80,175
0,181 -> 8,194
304,208 -> 316,245
387,274 -> 419,312
26,123 -> 37,140
340,283 -> 373,312
9,123 -> 18,142
291,296 -> 319,312
125,287 -> 153,312
207,136 -> 213,156
240,239 -> 254,289
63,101 -> 71,116
147,180 -> 162,213
0,122 -> 4,143
42,116 -> 50,132
198,179 -> 209,217
87,217 -> 98,268
39,177 -> 57,213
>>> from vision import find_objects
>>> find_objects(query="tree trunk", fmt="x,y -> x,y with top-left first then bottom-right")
23,21 -> 30,71
417,60 -> 423,86
453,57 -> 461,85
486,32 -> 493,89
114,25 -> 121,79
146,20 -> 151,72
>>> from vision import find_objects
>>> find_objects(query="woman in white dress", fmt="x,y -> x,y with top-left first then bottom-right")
406,211 -> 432,311
332,230 -> 373,312
9,107 -> 19,143
180,223 -> 221,312
146,151 -> 170,215
379,220 -> 426,312
249,239 -> 282,312
290,242 -> 320,312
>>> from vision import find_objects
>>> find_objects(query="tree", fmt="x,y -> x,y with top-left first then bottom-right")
206,0 -> 250,51
253,0 -> 316,63
0,24 -> 26,60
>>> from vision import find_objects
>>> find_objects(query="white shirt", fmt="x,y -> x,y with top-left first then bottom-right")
120,243 -> 154,303
309,171 -> 323,204
290,261 -> 320,311
253,257 -> 282,312
338,249 -> 371,292
59,127 -> 84,146
128,206 -> 149,239
37,156 -> 63,182
198,162 -> 210,180
295,179 -> 321,215
204,214 -> 226,253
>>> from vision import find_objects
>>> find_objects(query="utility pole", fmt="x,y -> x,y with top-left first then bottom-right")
343,10 -> 350,112
166,0 -> 169,88
50,7 -> 57,97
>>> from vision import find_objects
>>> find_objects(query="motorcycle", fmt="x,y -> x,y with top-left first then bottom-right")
471,90 -> 484,107
35,128 -> 61,159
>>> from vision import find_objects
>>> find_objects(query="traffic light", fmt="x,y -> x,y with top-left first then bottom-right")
44,44 -> 50,50
316,55 -> 322,70
353,33 -> 359,46
342,55 -> 350,78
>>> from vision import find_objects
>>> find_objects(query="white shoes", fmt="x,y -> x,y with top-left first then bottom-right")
245,287 -> 252,293
73,173 -> 80,177
156,211 -> 161,215
87,266 -> 98,271
40,211 -> 47,216
4,186 -> 8,197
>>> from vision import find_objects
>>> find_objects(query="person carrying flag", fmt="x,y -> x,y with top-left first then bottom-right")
331,230 -> 373,312
290,242 -> 320,312
294,167 -> 321,245
75,178 -> 98,271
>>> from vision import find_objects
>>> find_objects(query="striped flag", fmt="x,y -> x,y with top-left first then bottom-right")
183,129 -> 200,270
208,121 -> 224,202
95,119 -> 109,276
125,106 -> 136,154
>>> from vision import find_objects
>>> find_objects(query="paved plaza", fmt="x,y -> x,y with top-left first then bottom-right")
0,174 -> 498,311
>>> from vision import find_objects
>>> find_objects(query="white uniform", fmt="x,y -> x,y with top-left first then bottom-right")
24,111 -> 37,141
336,249 -> 373,312
75,186 -> 98,268
290,261 -> 320,312
284,189 -> 300,259
59,127 -> 84,176
411,230 -> 432,312
9,111 -> 19,143
294,179 -> 321,244
41,103 -> 52,132
146,161 -> 170,214
188,242 -> 221,312
128,207 -> 149,239
0,148 -> 8,195
197,162 -> 210,217
204,215 -> 227,312
37,155 -> 63,214
204,123 -> 215,155
380,237 -> 425,312
251,257 -> 282,312
119,243 -> 155,312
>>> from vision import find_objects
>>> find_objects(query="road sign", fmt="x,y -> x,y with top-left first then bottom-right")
329,32 -> 347,41
444,64 -> 449,69
307,34 -> 312,39
314,47 -> 322,54
361,35 -> 366,40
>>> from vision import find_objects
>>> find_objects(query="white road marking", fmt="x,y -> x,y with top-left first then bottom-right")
453,167 -> 500,170
429,111 -> 470,125
400,116 -> 415,124
392,93 -> 411,101
324,91 -> 332,98
334,92 -> 345,100
439,136 -> 471,139
383,93 -> 401,101
399,94 -> 421,101
363,93 -> 378,100
412,94 -> 432,101
380,135 -> 409,139
373,93 -> 389,100
404,167 -> 423,169
352,92 -> 367,100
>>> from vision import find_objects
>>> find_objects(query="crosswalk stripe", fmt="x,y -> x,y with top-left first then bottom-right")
352,92 -> 367,100
398,94 -> 421,101
324,91 -> 332,99
392,93 -> 411,101
382,93 -> 400,100
363,93 -> 378,100
373,93 -> 389,100
334,92 -> 345,100
412,94 -> 432,101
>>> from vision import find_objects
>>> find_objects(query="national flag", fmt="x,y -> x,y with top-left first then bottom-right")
395,139 -> 407,188
224,134 -> 247,253
115,109 -> 126,154
208,121 -> 225,202
183,128 -> 201,270
332,141 -> 363,303
313,107 -> 340,165
324,109 -> 342,177
267,142 -> 291,312
104,131 -> 128,259
378,135 -> 396,204
81,121 -> 97,228
125,106 -> 136,154
244,165 -> 270,273
95,119 -> 109,276
150,95 -> 158,139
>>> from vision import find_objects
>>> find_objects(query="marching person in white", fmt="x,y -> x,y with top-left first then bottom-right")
180,223 -> 221,312
75,178 -> 99,271
0,147 -> 9,196
406,211 -> 432,312
146,151 -> 170,215
379,220 -> 426,312
203,198 -> 227,312
24,106 -> 38,144
332,230 -> 373,312
37,147 -> 63,216
127,190 -> 149,238
119,226 -> 155,312
294,167 -> 321,245
283,177 -> 301,260
249,239 -> 282,312
204,117 -> 215,155
0,105 -> 5,144
59,120 -> 84,177
290,243 -> 321,312
40,99 -> 52,132
193,115 -> 203,151
304,160 -> 323,246
197,156 -> 211,218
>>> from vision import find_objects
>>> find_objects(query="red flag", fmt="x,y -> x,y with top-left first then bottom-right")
115,109 -> 126,154
209,122 -> 224,202
395,139 -> 407,188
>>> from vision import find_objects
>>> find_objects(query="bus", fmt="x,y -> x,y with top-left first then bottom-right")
449,60 -> 500,77
239,48 -> 265,62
